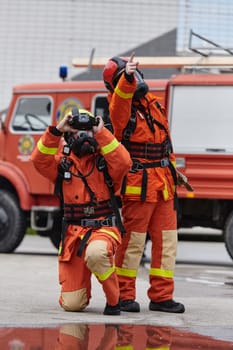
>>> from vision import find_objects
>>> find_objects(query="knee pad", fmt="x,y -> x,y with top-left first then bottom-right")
60,288 -> 88,311
85,240 -> 109,273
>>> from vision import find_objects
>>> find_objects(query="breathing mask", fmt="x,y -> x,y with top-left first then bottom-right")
64,108 -> 99,158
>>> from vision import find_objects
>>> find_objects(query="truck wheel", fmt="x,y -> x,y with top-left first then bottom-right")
223,211 -> 233,260
0,190 -> 27,253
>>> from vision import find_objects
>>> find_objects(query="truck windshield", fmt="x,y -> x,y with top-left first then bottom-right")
11,96 -> 52,133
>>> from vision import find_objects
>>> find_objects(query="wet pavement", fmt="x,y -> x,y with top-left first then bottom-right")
1,324 -> 233,349
0,234 -> 233,348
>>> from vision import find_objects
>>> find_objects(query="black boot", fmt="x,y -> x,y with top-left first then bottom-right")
149,299 -> 185,313
103,303 -> 121,315
120,299 -> 140,312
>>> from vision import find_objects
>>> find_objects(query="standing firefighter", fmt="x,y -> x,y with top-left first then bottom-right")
31,108 -> 132,315
103,52 -> 186,313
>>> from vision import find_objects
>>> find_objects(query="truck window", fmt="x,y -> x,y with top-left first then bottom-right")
11,96 -> 52,133
169,85 -> 233,154
93,95 -> 113,132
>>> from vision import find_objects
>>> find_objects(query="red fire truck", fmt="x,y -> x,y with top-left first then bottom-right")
1,55 -> 233,261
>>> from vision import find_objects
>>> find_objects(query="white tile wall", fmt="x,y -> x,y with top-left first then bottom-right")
0,0 -> 179,109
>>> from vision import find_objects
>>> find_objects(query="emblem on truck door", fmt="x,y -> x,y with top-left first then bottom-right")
56,98 -> 83,122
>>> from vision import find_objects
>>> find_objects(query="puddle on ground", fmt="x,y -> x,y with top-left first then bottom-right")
1,323 -> 233,349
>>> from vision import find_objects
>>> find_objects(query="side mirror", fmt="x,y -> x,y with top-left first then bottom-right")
0,109 -> 7,132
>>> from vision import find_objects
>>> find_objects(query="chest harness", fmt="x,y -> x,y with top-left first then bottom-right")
54,154 -> 125,256
121,98 -> 178,207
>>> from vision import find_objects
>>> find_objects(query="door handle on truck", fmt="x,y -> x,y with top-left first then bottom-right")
205,148 -> 226,152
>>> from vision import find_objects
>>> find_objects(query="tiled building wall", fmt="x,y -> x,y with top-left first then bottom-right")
0,0 -> 179,109
1,0 -> 232,110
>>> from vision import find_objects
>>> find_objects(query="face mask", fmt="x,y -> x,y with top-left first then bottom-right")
71,131 -> 98,158
133,70 -> 149,100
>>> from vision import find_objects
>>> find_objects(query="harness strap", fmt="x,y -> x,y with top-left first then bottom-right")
59,215 -> 118,256
96,155 -> 126,235
126,158 -> 177,202
126,139 -> 172,160
77,228 -> 92,257
64,200 -> 113,219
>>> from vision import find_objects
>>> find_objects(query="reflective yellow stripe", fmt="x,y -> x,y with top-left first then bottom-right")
37,139 -> 58,155
79,109 -> 94,118
171,160 -> 176,167
150,267 -> 174,278
116,266 -> 137,278
162,180 -> 169,200
101,138 -> 119,155
125,185 -> 141,195
115,86 -> 134,99
94,265 -> 115,281
98,228 -> 119,241
116,346 -> 133,350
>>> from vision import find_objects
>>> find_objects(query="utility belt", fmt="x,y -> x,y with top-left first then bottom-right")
130,158 -> 170,173
63,215 -> 117,228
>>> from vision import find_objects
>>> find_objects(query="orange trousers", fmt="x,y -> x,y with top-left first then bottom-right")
115,193 -> 177,302
58,228 -> 120,311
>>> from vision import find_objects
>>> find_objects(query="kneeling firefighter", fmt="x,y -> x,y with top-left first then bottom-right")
31,107 -> 132,315
103,52 -> 191,313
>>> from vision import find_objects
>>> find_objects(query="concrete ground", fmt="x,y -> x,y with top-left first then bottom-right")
0,234 -> 233,343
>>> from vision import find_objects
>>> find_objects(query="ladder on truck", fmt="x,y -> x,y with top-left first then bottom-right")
72,55 -> 233,70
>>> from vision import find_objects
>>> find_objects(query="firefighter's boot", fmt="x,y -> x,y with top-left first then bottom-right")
120,300 -> 140,312
149,299 -> 185,313
103,303 -> 121,315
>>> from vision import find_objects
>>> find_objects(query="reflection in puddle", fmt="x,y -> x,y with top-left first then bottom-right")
0,324 -> 233,349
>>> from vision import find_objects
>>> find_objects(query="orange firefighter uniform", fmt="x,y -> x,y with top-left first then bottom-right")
31,125 -> 132,312
107,68 -> 178,304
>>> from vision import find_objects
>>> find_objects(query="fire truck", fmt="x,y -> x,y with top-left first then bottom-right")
0,73 -> 166,253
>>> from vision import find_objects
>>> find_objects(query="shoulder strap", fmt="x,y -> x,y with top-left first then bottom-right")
96,155 -> 125,234
121,105 -> 137,149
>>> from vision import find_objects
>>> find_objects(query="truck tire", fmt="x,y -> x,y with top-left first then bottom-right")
0,190 -> 27,253
223,211 -> 233,260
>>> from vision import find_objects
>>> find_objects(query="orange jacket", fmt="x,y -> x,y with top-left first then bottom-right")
108,73 -> 176,202
31,126 -> 132,243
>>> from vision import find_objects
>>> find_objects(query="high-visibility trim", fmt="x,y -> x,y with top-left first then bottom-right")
116,346 -> 133,350
150,267 -> 174,278
162,181 -> 169,200
101,138 -> 119,155
125,185 -> 142,195
99,228 -> 119,242
37,139 -> 58,155
79,109 -> 94,118
116,266 -> 137,278
171,160 -> 176,167
115,86 -> 134,99
94,265 -> 115,281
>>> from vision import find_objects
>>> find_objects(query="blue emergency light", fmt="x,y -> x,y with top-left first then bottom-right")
59,66 -> 68,81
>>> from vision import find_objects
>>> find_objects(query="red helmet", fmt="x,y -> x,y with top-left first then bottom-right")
102,57 -> 128,93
